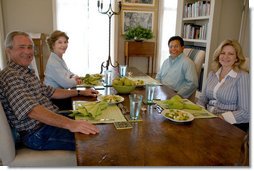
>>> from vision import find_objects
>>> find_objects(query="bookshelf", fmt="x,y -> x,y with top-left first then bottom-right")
176,0 -> 245,92
182,1 -> 210,42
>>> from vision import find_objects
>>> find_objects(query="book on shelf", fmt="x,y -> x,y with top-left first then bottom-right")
184,0 -> 211,18
183,23 -> 207,40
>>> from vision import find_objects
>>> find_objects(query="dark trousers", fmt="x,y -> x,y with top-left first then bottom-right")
51,98 -> 73,110
22,125 -> 75,150
233,123 -> 249,133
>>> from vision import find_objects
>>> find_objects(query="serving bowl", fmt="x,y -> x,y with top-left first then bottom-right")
113,85 -> 136,94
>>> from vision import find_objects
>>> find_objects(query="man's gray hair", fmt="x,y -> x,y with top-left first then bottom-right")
5,31 -> 34,49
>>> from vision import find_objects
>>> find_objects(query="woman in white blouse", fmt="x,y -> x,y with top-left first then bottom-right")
44,30 -> 81,88
197,40 -> 249,131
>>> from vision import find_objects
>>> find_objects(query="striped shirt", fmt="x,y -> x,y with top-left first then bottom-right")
0,61 -> 58,132
156,53 -> 198,98
197,68 -> 249,124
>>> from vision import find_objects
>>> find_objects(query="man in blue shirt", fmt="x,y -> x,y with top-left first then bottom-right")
156,36 -> 198,98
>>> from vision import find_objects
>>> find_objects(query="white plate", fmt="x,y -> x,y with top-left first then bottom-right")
97,95 -> 124,104
161,109 -> 194,123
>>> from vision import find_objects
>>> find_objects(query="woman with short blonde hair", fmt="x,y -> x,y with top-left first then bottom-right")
197,39 -> 249,132
211,39 -> 248,72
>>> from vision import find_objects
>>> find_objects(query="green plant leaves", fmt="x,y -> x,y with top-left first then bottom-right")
124,26 -> 153,40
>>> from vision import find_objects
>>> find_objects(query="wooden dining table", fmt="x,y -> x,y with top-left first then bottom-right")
73,67 -> 247,166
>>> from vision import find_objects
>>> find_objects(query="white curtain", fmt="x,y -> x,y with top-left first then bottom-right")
157,0 -> 178,73
0,0 -> 6,70
53,0 -> 115,75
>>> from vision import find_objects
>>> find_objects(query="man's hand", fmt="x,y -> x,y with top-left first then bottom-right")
68,120 -> 99,135
80,88 -> 99,97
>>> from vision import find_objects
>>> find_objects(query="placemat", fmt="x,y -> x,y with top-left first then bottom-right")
73,101 -> 127,124
154,100 -> 217,119
127,76 -> 162,86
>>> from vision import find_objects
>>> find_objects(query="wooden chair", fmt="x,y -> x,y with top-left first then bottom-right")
124,41 -> 155,74
0,102 -> 76,166
30,33 -> 46,81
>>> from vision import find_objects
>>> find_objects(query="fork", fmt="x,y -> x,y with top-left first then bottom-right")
118,103 -> 129,114
154,104 -> 163,113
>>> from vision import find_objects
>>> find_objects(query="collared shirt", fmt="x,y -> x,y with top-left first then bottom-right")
0,61 -> 58,132
197,68 -> 249,124
155,53 -> 198,98
44,52 -> 76,88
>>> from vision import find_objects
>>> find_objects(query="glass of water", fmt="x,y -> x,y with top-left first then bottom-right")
129,94 -> 143,120
104,70 -> 112,86
145,83 -> 156,104
119,65 -> 127,77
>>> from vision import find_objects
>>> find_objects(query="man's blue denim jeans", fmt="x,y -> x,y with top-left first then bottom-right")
22,125 -> 75,151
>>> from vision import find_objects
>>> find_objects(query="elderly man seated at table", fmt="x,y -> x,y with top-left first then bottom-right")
156,36 -> 198,99
0,31 -> 99,151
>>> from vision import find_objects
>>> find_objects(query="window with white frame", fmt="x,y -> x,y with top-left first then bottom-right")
53,0 -> 115,75
158,0 -> 178,69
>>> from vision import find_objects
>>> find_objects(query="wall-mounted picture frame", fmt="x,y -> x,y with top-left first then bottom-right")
122,0 -> 155,6
122,10 -> 154,34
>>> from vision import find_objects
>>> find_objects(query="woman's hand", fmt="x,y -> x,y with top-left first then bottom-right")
72,76 -> 82,85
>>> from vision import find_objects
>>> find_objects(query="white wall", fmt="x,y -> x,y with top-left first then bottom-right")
2,0 -> 53,35
1,0 -> 53,70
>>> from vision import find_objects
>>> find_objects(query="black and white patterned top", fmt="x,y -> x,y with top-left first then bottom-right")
0,61 -> 58,132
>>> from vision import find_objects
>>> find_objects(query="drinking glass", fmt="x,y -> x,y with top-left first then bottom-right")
119,65 -> 127,77
145,83 -> 156,104
104,70 -> 112,86
129,94 -> 143,120
105,87 -> 111,95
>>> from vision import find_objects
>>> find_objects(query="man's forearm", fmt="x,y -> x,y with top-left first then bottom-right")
28,105 -> 73,130
51,88 -> 78,99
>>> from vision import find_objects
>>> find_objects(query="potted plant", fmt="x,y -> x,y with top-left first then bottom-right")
124,26 -> 153,42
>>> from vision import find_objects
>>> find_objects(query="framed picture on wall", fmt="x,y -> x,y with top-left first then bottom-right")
122,10 -> 154,34
122,0 -> 155,6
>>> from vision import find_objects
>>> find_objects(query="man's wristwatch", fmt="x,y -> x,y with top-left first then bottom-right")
77,90 -> 80,96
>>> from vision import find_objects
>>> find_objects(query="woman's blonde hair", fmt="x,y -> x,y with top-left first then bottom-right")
211,39 -> 248,72
47,30 -> 69,51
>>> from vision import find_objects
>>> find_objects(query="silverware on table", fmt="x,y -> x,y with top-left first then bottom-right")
118,103 -> 129,115
154,104 -> 163,113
